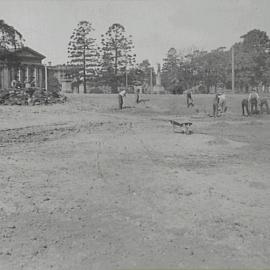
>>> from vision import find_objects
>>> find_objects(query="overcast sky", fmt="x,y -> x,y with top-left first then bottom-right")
1,0 -> 270,67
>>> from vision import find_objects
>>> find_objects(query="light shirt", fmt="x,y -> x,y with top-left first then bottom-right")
248,92 -> 259,102
219,93 -> 226,103
119,90 -> 126,97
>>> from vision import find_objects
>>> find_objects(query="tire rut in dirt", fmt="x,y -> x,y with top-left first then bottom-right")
0,121 -> 115,145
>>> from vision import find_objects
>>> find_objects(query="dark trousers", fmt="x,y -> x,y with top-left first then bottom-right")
241,99 -> 249,115
187,93 -> 193,107
118,94 -> 123,110
136,93 -> 139,104
250,98 -> 257,114
260,98 -> 270,114
213,103 -> 218,117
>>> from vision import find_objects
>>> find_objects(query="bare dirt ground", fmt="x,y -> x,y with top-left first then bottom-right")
0,93 -> 270,270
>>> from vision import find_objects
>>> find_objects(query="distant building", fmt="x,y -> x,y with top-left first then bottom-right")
0,46 -> 46,90
47,64 -> 70,82
47,64 -> 77,93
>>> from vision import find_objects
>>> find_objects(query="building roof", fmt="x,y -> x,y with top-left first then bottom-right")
0,46 -> 45,61
13,46 -> 46,60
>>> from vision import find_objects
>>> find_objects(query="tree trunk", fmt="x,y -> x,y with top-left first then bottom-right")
207,84 -> 210,94
113,47 -> 118,93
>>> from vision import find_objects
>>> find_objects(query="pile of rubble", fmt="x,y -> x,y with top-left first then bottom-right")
0,88 -> 67,106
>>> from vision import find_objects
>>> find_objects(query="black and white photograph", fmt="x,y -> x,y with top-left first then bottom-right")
0,0 -> 270,269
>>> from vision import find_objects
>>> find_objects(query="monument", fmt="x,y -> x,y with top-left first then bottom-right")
152,63 -> 165,94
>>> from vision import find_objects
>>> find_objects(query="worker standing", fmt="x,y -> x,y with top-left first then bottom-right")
260,97 -> 270,114
118,89 -> 127,110
241,98 -> 250,116
135,88 -> 140,104
212,94 -> 219,117
218,92 -> 227,113
186,89 -> 194,108
248,89 -> 260,114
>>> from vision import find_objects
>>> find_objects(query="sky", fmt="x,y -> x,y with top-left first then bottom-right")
1,0 -> 270,67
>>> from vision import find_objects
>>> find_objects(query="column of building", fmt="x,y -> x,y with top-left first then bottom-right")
39,67 -> 43,88
34,67 -> 38,87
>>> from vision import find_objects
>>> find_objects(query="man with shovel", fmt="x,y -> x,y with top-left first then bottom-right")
118,89 -> 127,110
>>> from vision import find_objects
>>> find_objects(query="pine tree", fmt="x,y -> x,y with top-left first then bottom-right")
161,48 -> 181,93
100,23 -> 136,92
68,21 -> 99,93
138,59 -> 156,88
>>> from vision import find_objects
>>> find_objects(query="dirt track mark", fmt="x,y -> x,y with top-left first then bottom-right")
131,130 -> 242,172
0,124 -> 78,145
0,121 -> 131,146
96,140 -> 104,179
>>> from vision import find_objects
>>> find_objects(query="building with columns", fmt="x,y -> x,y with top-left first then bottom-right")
0,47 -> 46,90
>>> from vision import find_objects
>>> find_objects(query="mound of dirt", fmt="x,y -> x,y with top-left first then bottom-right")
0,88 -> 67,106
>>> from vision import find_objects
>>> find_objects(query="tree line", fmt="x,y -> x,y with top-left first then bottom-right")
161,29 -> 270,94
0,19 -> 155,94
2,19 -> 270,94
67,21 -> 156,93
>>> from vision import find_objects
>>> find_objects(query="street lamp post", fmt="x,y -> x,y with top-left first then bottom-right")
44,64 -> 48,91
232,45 -> 235,94
150,67 -> 153,93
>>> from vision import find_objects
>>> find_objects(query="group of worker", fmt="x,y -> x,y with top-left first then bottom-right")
118,88 -> 140,110
187,88 -> 269,117
193,88 -> 268,117
118,87 -> 270,117
241,89 -> 270,116
187,90 -> 228,118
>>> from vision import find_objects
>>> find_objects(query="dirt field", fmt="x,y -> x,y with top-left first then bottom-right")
0,93 -> 270,270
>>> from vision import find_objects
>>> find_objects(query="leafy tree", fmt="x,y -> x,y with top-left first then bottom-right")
161,48 -> 182,93
0,20 -> 24,50
181,50 -> 207,91
181,48 -> 230,93
67,21 -> 99,93
234,29 -> 270,90
201,48 -> 229,92
241,29 -> 269,52
138,59 -> 156,87
121,60 -> 156,93
100,23 -> 136,92
161,29 -> 270,93
262,56 -> 270,87
47,71 -> 61,93
0,20 -> 25,74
